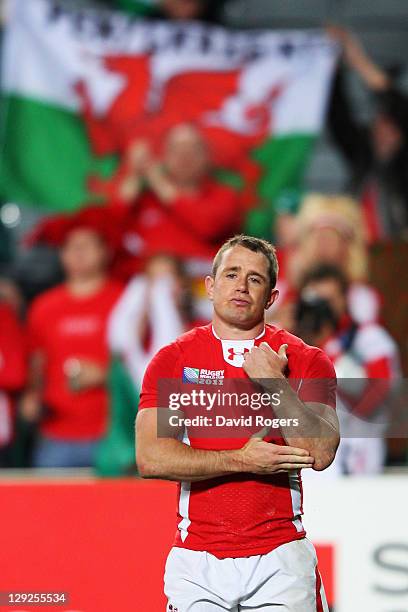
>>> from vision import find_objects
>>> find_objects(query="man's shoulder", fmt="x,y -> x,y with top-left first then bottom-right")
150,324 -> 212,361
176,323 -> 212,344
98,279 -> 124,306
264,325 -> 332,372
103,278 -> 124,296
0,301 -> 15,319
144,324 -> 212,379
265,324 -> 318,354
29,284 -> 67,316
0,301 -> 21,331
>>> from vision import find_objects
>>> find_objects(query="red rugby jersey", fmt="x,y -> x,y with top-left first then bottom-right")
139,323 -> 336,558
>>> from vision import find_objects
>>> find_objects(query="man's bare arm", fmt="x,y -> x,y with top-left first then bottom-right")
264,380 -> 339,471
136,408 -> 315,482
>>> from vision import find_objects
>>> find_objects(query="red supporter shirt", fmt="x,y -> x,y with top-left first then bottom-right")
139,323 -> 336,559
0,303 -> 26,445
27,280 -> 123,440
114,181 -> 240,278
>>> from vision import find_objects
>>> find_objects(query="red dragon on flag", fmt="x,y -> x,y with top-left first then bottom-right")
75,52 -> 284,208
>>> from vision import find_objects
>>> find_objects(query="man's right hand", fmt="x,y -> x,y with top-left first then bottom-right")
238,437 -> 315,474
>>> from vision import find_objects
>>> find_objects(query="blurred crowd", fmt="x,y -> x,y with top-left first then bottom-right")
0,2 -> 407,475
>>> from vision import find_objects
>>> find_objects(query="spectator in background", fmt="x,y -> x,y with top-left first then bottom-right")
298,264 -> 400,476
108,254 -> 194,390
97,254 -> 199,476
326,26 -> 408,241
22,208 -> 123,468
273,193 -> 381,330
112,123 -> 240,319
113,124 -> 240,272
0,300 -> 26,467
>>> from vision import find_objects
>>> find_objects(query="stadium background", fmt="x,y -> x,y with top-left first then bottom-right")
0,0 -> 408,610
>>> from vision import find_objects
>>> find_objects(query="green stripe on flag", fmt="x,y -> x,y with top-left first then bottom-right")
253,134 -> 315,201
245,134 -> 316,239
0,95 -> 117,212
113,0 -> 159,16
0,95 -> 315,234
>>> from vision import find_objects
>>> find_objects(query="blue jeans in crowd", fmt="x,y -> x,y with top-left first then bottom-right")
33,435 -> 100,468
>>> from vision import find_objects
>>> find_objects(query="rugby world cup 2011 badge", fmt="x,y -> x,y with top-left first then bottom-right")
183,367 -> 225,385
182,367 -> 200,383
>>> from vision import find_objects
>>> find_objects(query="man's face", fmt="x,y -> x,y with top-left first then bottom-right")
303,279 -> 346,319
307,227 -> 347,263
60,228 -> 109,280
205,246 -> 278,329
164,124 -> 209,186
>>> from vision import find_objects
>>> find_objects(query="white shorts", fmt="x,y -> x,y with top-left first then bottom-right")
164,538 -> 329,611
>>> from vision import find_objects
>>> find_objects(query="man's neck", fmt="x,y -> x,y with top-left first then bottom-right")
66,274 -> 107,298
212,316 -> 265,341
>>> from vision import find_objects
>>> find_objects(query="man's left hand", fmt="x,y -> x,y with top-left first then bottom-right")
243,343 -> 288,381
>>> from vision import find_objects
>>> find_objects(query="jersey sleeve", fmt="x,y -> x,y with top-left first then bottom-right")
298,348 -> 337,409
139,342 -> 181,410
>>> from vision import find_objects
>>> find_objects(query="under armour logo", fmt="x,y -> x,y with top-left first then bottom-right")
228,347 -> 250,361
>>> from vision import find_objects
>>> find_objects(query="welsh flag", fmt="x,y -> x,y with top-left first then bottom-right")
1,0 -> 337,236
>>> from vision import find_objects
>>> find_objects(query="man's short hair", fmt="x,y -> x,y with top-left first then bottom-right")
212,235 -> 279,289
301,264 -> 349,295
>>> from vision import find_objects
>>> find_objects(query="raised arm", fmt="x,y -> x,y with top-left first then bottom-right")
325,26 -> 381,165
135,407 -> 315,482
327,26 -> 390,91
326,65 -> 366,166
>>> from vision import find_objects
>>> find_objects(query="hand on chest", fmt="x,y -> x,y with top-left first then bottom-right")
182,329 -> 298,384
